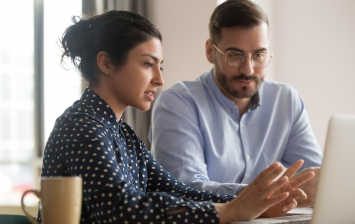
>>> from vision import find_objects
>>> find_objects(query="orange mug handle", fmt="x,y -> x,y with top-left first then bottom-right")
21,189 -> 41,224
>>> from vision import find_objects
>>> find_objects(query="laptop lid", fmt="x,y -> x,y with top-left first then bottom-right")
233,115 -> 355,224
312,115 -> 355,224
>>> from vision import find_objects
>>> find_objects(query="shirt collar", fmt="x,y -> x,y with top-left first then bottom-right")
203,69 -> 262,111
80,88 -> 122,131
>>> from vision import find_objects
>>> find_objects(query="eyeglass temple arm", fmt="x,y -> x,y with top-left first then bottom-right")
213,44 -> 225,55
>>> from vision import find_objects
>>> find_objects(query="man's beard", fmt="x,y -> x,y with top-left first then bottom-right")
215,66 -> 264,99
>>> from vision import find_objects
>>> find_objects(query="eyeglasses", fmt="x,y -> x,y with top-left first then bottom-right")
213,44 -> 273,69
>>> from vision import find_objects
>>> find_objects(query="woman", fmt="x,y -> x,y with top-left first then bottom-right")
38,10 -> 313,224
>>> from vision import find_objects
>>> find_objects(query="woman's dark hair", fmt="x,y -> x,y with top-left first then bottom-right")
60,10 -> 162,83
209,0 -> 268,44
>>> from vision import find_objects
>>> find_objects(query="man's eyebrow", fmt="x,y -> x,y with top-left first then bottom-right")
141,54 -> 164,63
225,47 -> 269,53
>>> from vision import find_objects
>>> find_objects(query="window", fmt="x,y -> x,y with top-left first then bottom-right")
43,1 -> 82,144
0,0 -> 35,205
0,0 -> 82,206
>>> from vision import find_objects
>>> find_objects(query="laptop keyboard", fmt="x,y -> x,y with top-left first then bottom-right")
248,214 -> 312,224
231,211 -> 312,224
260,217 -> 311,224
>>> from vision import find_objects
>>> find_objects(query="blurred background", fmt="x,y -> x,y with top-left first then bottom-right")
0,0 -> 354,216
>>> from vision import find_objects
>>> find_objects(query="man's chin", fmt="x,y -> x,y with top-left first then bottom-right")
231,88 -> 258,99
235,93 -> 255,99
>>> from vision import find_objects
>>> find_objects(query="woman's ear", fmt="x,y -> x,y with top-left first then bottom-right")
97,51 -> 111,75
205,39 -> 214,64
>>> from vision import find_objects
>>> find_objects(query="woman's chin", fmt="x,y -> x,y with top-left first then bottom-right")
134,104 -> 151,112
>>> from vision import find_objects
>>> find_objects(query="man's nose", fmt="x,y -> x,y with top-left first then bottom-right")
239,56 -> 254,76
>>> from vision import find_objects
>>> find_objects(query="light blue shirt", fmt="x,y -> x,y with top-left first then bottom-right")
149,70 -> 323,195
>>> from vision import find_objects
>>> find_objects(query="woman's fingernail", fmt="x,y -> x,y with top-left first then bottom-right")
283,207 -> 288,212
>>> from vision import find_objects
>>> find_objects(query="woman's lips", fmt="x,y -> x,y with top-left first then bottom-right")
144,92 -> 154,101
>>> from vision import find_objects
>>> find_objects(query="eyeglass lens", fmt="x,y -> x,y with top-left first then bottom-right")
225,51 -> 271,68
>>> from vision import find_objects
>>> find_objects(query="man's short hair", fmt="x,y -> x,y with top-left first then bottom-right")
209,0 -> 269,44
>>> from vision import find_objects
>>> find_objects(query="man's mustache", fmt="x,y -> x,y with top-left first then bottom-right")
231,74 -> 258,81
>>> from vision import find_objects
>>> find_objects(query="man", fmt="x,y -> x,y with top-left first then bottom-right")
149,0 -> 322,208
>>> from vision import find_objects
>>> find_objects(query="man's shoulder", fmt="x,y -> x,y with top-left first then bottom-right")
261,79 -> 299,96
167,78 -> 206,93
154,78 -> 215,115
159,78 -> 209,101
262,79 -> 294,90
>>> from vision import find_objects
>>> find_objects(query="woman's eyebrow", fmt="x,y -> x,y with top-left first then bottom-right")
141,54 -> 164,64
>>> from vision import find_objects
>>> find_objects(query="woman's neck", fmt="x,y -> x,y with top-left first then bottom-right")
88,82 -> 127,120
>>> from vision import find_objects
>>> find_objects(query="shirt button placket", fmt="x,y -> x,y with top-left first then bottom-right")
240,118 -> 252,181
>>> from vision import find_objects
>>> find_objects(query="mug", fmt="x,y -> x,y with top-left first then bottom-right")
21,176 -> 82,224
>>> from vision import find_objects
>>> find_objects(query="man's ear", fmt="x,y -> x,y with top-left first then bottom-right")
205,39 -> 214,64
96,51 -> 111,75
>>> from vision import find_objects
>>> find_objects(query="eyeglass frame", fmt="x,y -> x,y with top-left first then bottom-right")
213,44 -> 273,69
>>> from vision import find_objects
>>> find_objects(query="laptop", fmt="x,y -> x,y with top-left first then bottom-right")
232,115 -> 355,224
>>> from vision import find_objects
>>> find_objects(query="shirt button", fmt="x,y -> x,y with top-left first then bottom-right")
241,123 -> 244,128
225,108 -> 229,112
233,105 -> 237,109
246,155 -> 251,160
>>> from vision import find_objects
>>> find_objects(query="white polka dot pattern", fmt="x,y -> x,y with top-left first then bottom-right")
37,88 -> 236,224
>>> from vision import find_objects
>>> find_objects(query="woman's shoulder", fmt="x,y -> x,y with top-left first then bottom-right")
51,100 -> 106,134
120,121 -> 138,140
120,121 -> 149,150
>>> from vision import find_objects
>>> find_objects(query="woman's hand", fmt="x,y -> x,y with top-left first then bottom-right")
215,162 -> 290,223
260,160 -> 315,218
215,160 -> 315,223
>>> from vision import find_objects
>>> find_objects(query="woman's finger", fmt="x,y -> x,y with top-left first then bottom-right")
251,162 -> 280,186
265,191 -> 289,208
258,165 -> 285,189
290,171 -> 315,189
282,199 -> 297,213
282,160 -> 304,180
261,176 -> 288,198
292,188 -> 307,200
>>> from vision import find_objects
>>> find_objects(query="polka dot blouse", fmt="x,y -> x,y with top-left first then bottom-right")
37,88 -> 236,224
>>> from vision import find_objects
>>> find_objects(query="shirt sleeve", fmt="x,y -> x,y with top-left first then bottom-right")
47,118 -> 234,224
281,88 -> 323,169
142,141 -> 236,202
149,88 -> 246,195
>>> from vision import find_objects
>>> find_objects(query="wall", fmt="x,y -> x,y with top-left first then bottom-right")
149,0 -> 355,151
271,0 -> 355,150
147,0 -> 217,89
